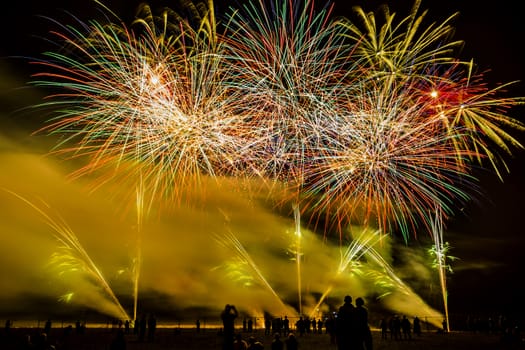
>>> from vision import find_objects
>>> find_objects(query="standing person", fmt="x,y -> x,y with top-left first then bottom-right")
265,317 -> 271,335
221,304 -> 239,350
147,313 -> 157,342
44,319 -> 52,336
317,318 -> 323,334
296,317 -> 305,336
401,315 -> 411,340
325,315 -> 337,344
413,316 -> 421,336
4,319 -> 12,335
336,295 -> 355,350
355,297 -> 373,350
196,319 -> 201,333
138,314 -> 147,342
391,315 -> 401,340
283,316 -> 290,336
379,318 -> 388,340
133,318 -> 139,335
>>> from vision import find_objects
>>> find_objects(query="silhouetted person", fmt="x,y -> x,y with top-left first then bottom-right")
265,317 -> 271,335
147,314 -> 157,341
317,318 -> 323,334
355,297 -> 372,350
304,317 -> 311,334
296,317 -> 305,336
248,318 -> 253,332
380,318 -> 388,339
44,319 -> 52,336
138,314 -> 147,342
75,320 -> 81,334
133,318 -> 139,335
4,319 -> 12,335
196,319 -> 201,333
110,329 -> 126,350
273,318 -> 282,335
413,316 -> 421,336
336,295 -> 355,350
442,319 -> 447,333
390,315 -> 401,340
401,315 -> 411,340
325,315 -> 336,344
285,333 -> 298,350
282,316 -> 290,336
221,304 -> 239,350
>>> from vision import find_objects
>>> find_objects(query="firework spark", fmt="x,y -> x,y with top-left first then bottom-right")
3,189 -> 130,320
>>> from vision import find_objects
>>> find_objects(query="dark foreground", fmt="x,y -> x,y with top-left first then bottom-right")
2,326 -> 524,350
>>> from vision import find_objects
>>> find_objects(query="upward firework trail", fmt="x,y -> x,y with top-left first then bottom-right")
213,230 -> 291,314
429,205 -> 458,332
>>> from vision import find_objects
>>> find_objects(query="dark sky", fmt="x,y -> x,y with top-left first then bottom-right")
1,0 -> 524,321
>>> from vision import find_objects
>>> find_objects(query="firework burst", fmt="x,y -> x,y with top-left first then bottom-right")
221,0 -> 359,194
31,0 -> 246,208
300,77 -> 475,240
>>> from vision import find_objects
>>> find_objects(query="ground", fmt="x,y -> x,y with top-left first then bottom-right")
1,325 -> 524,350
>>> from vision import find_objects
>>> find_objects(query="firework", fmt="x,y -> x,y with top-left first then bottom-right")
31,0 -> 246,208
31,0 -> 524,237
221,0 -> 358,190
340,0 -> 462,82
213,230 -> 292,315
428,205 -> 459,332
300,77 -> 474,240
4,189 -> 129,320
23,0 -> 525,322
340,0 -> 524,177
298,1 -> 523,239
411,62 -> 525,178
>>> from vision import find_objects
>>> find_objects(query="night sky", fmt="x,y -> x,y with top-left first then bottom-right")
1,0 -> 524,323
